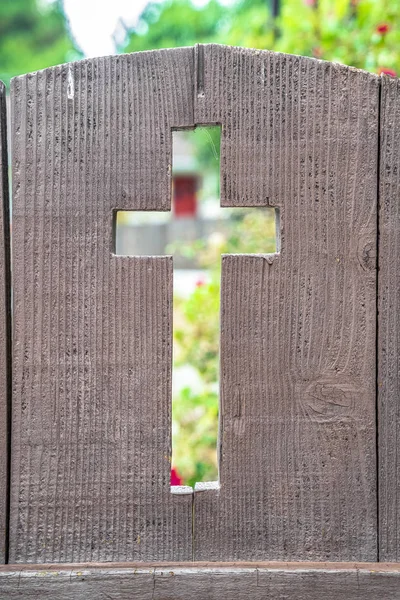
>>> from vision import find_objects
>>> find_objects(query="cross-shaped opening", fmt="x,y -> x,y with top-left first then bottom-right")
113,126 -> 279,488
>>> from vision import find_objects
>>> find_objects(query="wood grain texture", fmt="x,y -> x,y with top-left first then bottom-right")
194,45 -> 379,560
1,563 -> 400,599
378,74 -> 400,561
0,81 -> 11,564
10,49 -> 194,563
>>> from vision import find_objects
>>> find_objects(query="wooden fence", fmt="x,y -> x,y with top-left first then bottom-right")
0,44 -> 400,597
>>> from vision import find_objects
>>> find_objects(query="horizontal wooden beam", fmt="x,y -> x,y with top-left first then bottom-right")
1,562 -> 400,599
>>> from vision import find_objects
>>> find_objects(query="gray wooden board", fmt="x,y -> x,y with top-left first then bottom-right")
10,45 -> 383,564
0,81 -> 11,563
194,45 -> 379,560
1,563 -> 400,599
10,49 -> 194,563
378,74 -> 400,561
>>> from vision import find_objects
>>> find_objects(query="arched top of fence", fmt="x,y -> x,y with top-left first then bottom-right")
11,44 -> 381,85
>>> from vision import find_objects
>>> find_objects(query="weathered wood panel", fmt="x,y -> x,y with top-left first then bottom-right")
0,81 -> 11,564
10,50 -> 194,563
1,563 -> 400,599
194,45 -> 379,560
378,74 -> 400,561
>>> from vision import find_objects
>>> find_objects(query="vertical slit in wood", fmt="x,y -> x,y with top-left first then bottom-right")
195,45 -> 205,99
376,76 -> 382,562
191,487 -> 195,561
0,82 -> 12,564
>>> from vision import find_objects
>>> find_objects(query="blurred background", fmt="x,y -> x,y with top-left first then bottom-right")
1,0 -> 396,486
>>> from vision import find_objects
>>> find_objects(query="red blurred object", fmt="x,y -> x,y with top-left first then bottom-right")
196,279 -> 205,287
378,67 -> 397,77
171,467 -> 182,486
376,23 -> 390,35
173,175 -> 197,217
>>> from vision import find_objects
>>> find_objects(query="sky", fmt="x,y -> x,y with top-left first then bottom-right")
63,0 -> 150,57
63,0 -> 217,57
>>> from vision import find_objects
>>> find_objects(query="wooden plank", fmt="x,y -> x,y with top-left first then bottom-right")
378,74 -> 400,561
194,45 -> 379,560
0,81 -> 11,564
1,563 -> 400,599
10,49 -> 194,563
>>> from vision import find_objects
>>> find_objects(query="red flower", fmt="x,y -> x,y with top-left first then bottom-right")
376,23 -> 390,35
312,47 -> 323,59
378,67 -> 397,77
171,468 -> 182,486
195,278 -> 205,287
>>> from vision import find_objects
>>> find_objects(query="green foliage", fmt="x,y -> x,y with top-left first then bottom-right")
175,278 -> 220,384
191,126 -> 221,173
123,0 -> 400,77
0,0 -> 81,85
274,0 -> 400,75
123,0 -> 228,53
172,384 -> 219,486
173,208 -> 277,486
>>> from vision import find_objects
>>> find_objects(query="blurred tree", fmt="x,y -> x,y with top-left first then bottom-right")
122,0 -> 228,53
121,0 -> 272,55
0,0 -> 81,85
122,0 -> 400,77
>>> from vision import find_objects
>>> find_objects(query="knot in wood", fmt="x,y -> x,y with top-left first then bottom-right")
300,376 -> 359,423
356,234 -> 376,272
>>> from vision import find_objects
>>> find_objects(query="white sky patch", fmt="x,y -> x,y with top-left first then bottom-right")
63,0 -> 150,57
63,0 -> 236,58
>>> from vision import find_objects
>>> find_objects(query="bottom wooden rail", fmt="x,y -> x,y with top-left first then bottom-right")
0,562 -> 400,599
